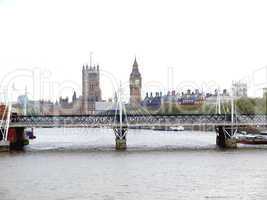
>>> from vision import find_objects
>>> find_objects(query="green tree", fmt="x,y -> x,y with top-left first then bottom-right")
236,97 -> 255,114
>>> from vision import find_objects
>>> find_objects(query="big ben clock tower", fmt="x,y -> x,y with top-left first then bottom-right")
129,57 -> 142,106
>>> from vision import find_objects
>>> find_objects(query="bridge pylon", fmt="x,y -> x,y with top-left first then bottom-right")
215,91 -> 237,148
113,83 -> 128,150
0,102 -> 11,151
113,105 -> 128,150
215,126 -> 237,148
0,99 -> 29,151
113,125 -> 127,150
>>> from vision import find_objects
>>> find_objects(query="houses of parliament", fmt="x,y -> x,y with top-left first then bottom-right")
81,57 -> 142,114
57,58 -> 142,115
129,58 -> 142,106
82,63 -> 102,114
15,57 -> 142,115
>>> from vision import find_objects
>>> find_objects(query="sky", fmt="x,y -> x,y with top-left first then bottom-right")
1,0 -> 267,102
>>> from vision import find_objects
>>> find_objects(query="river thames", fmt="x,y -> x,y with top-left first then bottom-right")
0,128 -> 267,200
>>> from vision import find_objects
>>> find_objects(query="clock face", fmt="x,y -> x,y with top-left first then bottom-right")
135,79 -> 140,85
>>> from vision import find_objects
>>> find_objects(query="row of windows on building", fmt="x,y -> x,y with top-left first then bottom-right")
141,88 -> 233,109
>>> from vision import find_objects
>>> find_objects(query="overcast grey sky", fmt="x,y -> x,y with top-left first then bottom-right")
1,0 -> 267,101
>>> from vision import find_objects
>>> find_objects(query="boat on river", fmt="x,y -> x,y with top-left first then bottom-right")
169,126 -> 185,131
237,132 -> 267,145
152,126 -> 184,131
24,128 -> 36,140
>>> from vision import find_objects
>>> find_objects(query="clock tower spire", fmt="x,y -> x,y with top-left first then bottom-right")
129,57 -> 142,106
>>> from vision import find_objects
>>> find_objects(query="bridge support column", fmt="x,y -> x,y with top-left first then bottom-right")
0,128 -> 9,152
115,138 -> 127,150
215,126 -> 237,149
113,126 -> 127,151
8,127 -> 29,150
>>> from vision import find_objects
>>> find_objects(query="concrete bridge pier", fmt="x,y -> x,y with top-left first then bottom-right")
215,126 -> 237,149
8,127 -> 29,150
113,126 -> 128,150
115,137 -> 127,150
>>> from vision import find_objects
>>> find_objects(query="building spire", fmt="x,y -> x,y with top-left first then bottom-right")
133,56 -> 138,67
90,52 -> 93,67
129,56 -> 142,106
131,56 -> 140,75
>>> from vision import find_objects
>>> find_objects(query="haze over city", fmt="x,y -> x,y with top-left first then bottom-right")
1,0 -> 267,101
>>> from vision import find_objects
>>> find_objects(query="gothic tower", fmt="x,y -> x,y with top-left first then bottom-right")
82,64 -> 101,114
129,57 -> 142,106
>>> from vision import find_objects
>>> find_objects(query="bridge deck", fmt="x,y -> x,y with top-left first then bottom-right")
5,114 -> 267,128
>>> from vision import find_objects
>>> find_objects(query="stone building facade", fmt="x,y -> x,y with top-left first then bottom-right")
82,64 -> 102,114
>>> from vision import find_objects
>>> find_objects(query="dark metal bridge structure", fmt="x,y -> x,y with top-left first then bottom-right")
3,113 -> 267,150
9,114 -> 267,128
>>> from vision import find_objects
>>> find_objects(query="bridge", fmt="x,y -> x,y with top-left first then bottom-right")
0,113 -> 264,150
8,114 -> 267,128
1,88 -> 267,151
0,80 -> 265,151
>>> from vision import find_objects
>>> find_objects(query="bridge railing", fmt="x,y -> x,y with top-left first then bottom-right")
7,114 -> 267,128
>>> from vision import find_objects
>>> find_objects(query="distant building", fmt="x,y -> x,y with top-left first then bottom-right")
14,57 -> 108,115
142,92 -> 162,109
82,64 -> 102,114
95,101 -> 116,114
53,91 -> 82,115
232,81 -> 247,97
129,58 -> 142,107
163,90 -> 178,104
142,89 -> 205,109
177,89 -> 205,105
205,89 -> 232,105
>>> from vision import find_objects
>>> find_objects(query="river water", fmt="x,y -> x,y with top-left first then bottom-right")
1,128 -> 267,200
